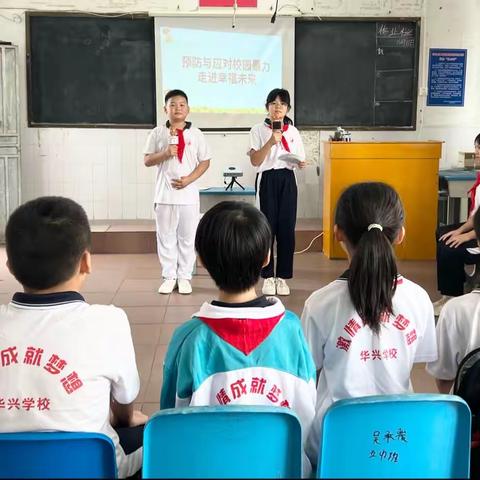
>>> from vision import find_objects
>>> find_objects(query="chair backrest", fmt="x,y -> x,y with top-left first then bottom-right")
143,406 -> 302,479
318,394 -> 471,479
0,432 -> 117,479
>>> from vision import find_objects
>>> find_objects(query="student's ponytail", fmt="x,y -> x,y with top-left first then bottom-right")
335,183 -> 404,334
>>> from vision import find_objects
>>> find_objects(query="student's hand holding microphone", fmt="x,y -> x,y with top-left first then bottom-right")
166,144 -> 178,158
167,127 -> 179,158
269,121 -> 283,147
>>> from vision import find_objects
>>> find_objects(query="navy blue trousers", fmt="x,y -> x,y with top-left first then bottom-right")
436,223 -> 478,296
257,168 -> 297,279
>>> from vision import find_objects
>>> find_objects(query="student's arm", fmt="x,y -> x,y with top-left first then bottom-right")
435,378 -> 454,394
250,132 -> 282,167
144,145 -> 177,167
171,159 -> 210,190
110,399 -> 148,427
161,322 -> 198,409
300,296 -> 326,373
439,215 -> 475,247
426,301 -> 462,394
107,308 -> 147,425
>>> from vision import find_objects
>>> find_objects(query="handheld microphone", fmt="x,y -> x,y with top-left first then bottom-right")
169,135 -> 179,145
272,121 -> 282,130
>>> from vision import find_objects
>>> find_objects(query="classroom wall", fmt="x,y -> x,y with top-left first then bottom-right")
0,0 -> 479,220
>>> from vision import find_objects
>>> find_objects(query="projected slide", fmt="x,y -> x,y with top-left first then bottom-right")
159,27 -> 282,115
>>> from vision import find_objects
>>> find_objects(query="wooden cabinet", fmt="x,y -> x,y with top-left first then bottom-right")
322,141 -> 442,260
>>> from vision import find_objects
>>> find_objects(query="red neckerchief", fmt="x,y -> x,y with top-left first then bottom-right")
468,171 -> 480,214
175,128 -> 185,163
167,121 -> 191,163
199,313 -> 284,355
265,121 -> 291,152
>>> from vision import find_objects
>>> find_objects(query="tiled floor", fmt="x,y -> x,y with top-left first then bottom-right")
0,248 -> 440,417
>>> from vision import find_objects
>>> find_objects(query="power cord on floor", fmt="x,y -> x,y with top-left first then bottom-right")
294,232 -> 324,255
272,232 -> 324,259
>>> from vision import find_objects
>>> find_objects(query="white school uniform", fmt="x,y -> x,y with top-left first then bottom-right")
249,122 -> 305,174
301,273 -> 437,467
426,290 -> 480,382
143,124 -> 211,280
471,184 -> 480,216
0,292 -> 141,478
249,122 -> 305,209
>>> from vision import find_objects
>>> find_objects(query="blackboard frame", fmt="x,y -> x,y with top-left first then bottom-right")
294,17 -> 421,131
26,12 -> 156,129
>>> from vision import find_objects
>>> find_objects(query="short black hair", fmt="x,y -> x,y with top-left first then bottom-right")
164,89 -> 188,104
475,133 -> 480,147
6,196 -> 91,291
195,201 -> 271,293
265,88 -> 291,109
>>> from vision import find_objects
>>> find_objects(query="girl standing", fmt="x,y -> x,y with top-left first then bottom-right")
249,88 -> 306,296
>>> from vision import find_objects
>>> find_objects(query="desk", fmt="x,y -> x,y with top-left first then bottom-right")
439,169 -> 477,224
200,187 -> 255,213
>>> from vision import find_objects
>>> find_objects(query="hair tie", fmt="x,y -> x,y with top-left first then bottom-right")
367,223 -> 383,232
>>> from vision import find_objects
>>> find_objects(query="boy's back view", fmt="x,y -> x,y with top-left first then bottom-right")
0,197 -> 145,478
161,201 -> 316,475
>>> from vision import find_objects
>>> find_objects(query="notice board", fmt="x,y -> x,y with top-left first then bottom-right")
427,49 -> 467,106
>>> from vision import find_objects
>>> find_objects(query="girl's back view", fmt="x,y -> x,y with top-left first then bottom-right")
301,182 -> 437,466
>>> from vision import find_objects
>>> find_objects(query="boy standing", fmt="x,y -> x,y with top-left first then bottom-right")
161,201 -> 316,476
144,90 -> 211,295
0,197 -> 146,478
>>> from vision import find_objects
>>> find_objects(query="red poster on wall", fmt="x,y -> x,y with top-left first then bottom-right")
199,0 -> 257,7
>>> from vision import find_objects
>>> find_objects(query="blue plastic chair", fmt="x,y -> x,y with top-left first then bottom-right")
0,432 -> 117,478
143,405 -> 302,478
318,394 -> 471,479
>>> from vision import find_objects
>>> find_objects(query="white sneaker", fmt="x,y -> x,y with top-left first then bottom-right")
158,279 -> 176,294
178,279 -> 192,295
276,278 -> 290,296
262,277 -> 276,295
433,295 -> 452,316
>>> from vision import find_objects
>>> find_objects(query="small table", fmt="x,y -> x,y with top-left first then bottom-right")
200,187 -> 255,213
439,169 -> 477,224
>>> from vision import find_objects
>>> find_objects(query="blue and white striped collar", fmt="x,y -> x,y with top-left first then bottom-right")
11,291 -> 85,307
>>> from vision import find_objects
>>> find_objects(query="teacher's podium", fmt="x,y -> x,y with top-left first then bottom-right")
323,141 -> 442,260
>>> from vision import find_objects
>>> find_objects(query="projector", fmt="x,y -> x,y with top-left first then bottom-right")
223,166 -> 245,191
223,166 -> 243,178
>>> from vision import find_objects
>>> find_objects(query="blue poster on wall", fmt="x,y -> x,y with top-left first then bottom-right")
427,49 -> 467,106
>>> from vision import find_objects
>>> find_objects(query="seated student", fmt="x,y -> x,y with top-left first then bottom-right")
427,207 -> 480,393
0,197 -> 147,478
433,133 -> 480,316
161,201 -> 316,475
301,182 -> 437,469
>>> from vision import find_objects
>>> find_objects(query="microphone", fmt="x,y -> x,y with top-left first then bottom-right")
272,121 -> 282,130
169,129 -> 179,161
